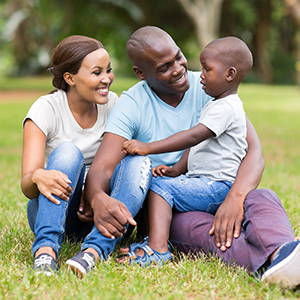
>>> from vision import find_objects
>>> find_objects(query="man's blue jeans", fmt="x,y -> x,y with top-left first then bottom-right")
81,154 -> 152,258
27,142 -> 152,258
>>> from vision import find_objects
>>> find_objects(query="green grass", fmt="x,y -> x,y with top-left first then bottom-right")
0,78 -> 300,299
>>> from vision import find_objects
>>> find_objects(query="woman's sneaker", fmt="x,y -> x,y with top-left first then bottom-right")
66,251 -> 95,278
33,253 -> 59,276
262,240 -> 300,287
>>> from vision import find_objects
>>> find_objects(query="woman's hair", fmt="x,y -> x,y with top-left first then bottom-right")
50,35 -> 104,92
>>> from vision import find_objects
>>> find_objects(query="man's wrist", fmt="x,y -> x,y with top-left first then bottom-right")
225,187 -> 247,205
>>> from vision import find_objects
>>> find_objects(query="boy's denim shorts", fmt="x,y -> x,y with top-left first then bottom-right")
150,174 -> 233,214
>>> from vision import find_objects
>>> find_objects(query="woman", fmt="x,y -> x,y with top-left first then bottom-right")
21,35 -> 117,275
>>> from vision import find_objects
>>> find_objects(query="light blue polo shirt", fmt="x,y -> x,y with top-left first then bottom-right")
105,71 -> 211,167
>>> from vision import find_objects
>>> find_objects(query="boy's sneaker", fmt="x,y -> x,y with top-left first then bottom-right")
66,251 -> 95,278
262,240 -> 300,287
33,253 -> 59,276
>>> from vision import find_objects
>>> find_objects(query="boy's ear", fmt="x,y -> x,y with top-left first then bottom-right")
63,72 -> 75,86
133,66 -> 146,80
226,67 -> 237,82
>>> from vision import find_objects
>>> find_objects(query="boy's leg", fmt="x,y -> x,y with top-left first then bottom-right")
144,190 -> 172,253
30,142 -> 86,259
121,175 -> 232,255
169,189 -> 295,273
78,155 -> 152,259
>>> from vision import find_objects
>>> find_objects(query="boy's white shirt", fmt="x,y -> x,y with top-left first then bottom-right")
187,94 -> 248,182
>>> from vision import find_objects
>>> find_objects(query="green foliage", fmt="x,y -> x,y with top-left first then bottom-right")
0,78 -> 300,298
1,0 -> 299,84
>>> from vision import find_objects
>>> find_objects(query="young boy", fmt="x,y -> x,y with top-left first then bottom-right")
122,36 -> 253,266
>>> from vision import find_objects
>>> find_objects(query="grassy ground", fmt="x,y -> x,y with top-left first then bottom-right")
0,77 -> 300,299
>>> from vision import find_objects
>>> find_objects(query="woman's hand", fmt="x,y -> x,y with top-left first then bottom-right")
77,191 -> 94,222
32,168 -> 72,205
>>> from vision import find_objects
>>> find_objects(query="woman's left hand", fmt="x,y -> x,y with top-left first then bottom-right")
77,191 -> 94,222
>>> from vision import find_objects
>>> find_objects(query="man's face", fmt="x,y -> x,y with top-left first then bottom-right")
138,36 -> 190,100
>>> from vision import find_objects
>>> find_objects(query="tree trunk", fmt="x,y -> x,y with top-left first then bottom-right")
283,0 -> 300,85
175,0 -> 224,49
252,0 -> 273,84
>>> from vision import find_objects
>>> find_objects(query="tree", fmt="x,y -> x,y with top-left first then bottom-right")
283,0 -> 300,85
175,0 -> 224,49
251,0 -> 273,84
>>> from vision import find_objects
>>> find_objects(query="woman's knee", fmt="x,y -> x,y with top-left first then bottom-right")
47,142 -> 84,169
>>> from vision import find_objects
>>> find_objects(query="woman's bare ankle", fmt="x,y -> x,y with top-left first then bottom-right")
35,246 -> 56,260
84,248 -> 99,260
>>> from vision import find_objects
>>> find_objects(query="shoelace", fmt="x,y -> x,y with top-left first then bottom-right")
35,255 -> 53,267
82,253 -> 94,269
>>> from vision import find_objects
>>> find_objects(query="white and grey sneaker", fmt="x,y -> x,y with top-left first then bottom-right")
66,251 -> 95,278
33,253 -> 59,276
262,240 -> 300,287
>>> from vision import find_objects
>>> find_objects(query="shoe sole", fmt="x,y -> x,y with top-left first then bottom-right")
66,259 -> 86,279
262,243 -> 300,287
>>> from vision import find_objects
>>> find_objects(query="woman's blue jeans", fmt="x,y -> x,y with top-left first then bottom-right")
27,142 -> 90,257
27,141 -> 152,258
81,154 -> 152,259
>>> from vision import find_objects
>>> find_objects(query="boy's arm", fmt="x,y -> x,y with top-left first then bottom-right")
123,123 -> 214,155
154,149 -> 189,177
209,117 -> 264,251
172,149 -> 189,175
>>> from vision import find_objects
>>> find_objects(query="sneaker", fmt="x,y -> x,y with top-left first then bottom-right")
262,240 -> 300,287
66,251 -> 95,278
33,253 -> 59,276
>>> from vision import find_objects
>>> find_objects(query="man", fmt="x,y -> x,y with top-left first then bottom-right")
68,26 -> 300,287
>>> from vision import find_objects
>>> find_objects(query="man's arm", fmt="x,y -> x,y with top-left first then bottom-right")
209,117 -> 265,251
84,132 -> 136,239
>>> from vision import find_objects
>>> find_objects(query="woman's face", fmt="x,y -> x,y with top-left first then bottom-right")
71,48 -> 114,105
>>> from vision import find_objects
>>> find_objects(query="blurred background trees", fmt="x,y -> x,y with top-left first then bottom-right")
0,0 -> 299,85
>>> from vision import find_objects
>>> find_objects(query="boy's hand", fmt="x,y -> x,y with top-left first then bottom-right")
152,165 -> 178,177
122,139 -> 149,156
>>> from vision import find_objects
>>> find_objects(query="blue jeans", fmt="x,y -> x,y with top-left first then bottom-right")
28,142 -> 152,258
27,142 -> 92,257
150,175 -> 233,214
81,155 -> 152,259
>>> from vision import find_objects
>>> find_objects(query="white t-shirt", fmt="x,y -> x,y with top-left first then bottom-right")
187,94 -> 248,182
23,89 -> 118,179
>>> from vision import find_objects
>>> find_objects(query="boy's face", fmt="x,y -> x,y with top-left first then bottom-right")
199,48 -> 229,99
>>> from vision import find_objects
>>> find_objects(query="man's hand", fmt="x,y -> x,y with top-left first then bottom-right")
122,139 -> 149,156
209,191 -> 244,251
92,195 -> 137,239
